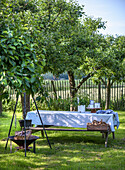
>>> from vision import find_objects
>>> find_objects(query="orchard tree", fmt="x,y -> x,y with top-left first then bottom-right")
0,0 -> 108,113
11,0 -> 106,110
93,35 -> 125,109
31,0 -> 106,110
0,0 -> 45,115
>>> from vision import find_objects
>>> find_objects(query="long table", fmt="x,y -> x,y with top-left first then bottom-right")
26,110 -> 118,132
26,110 -> 119,147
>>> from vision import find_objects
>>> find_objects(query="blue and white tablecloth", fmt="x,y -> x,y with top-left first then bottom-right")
26,110 -> 120,132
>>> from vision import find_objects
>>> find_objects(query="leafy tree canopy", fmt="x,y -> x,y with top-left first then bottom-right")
93,35 -> 125,83
0,0 -> 45,94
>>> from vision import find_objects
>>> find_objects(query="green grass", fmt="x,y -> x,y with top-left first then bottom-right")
0,111 -> 125,170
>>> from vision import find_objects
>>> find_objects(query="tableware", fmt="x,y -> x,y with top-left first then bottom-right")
90,100 -> 94,105
88,104 -> 94,108
89,104 -> 94,108
78,105 -> 85,113
95,103 -> 100,108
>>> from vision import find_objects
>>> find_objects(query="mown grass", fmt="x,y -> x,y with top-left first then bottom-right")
0,111 -> 125,170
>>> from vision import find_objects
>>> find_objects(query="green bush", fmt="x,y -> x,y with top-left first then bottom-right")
30,96 -> 71,111
31,93 -> 90,111
2,99 -> 22,112
110,99 -> 125,111
2,94 -> 125,112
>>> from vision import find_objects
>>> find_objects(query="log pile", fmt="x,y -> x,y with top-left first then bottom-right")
14,130 -> 32,140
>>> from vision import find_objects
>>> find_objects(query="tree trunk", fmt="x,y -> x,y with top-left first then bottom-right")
51,80 -> 57,99
105,79 -> 111,110
0,87 -> 3,116
0,99 -> 2,116
67,71 -> 94,111
68,71 -> 76,111
26,94 -> 30,113
98,81 -> 101,103
21,93 -> 30,118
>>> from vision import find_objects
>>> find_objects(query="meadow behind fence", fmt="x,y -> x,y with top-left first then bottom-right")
8,79 -> 125,110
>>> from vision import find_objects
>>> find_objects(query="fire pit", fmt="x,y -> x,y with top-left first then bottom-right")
9,135 -> 39,152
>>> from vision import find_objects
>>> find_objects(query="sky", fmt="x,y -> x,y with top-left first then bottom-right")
76,0 -> 125,36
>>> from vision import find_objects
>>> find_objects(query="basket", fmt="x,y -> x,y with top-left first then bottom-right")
87,120 -> 110,131
87,124 -> 110,131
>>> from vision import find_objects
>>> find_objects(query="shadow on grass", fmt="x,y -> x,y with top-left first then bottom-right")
0,133 -> 125,170
36,134 -> 115,151
1,130 -> 124,155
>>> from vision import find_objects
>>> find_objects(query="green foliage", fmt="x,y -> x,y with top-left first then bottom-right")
30,93 -> 90,111
0,0 -> 124,112
93,35 -> 125,82
0,29 -> 44,94
0,0 -> 45,96
31,96 -> 71,111
2,99 -> 22,112
76,93 -> 90,106
86,34 -> 125,109
110,96 -> 125,111
3,95 -> 124,112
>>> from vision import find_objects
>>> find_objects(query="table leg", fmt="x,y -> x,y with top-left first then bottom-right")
33,141 -> 36,153
41,130 -> 44,138
112,132 -> 115,139
10,140 -> 12,153
102,133 -> 105,138
105,132 -> 109,148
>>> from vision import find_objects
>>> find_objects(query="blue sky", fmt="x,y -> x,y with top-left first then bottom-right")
76,0 -> 125,36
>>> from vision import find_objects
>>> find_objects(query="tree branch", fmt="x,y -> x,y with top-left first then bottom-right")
45,4 -> 63,30
75,72 -> 95,93
111,79 -> 114,86
100,78 -> 106,86
48,2 -> 51,22
51,8 -> 62,25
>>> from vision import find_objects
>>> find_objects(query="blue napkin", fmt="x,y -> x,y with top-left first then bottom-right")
96,109 -> 120,129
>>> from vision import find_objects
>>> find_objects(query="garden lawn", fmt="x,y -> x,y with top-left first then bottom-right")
0,111 -> 125,170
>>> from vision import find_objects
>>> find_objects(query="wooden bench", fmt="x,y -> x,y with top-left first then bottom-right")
28,126 -> 115,148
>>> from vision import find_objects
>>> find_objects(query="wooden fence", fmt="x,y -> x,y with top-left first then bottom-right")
8,79 -> 125,110
43,79 -> 125,109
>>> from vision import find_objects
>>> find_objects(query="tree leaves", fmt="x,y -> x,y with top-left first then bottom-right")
0,1 -> 46,94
